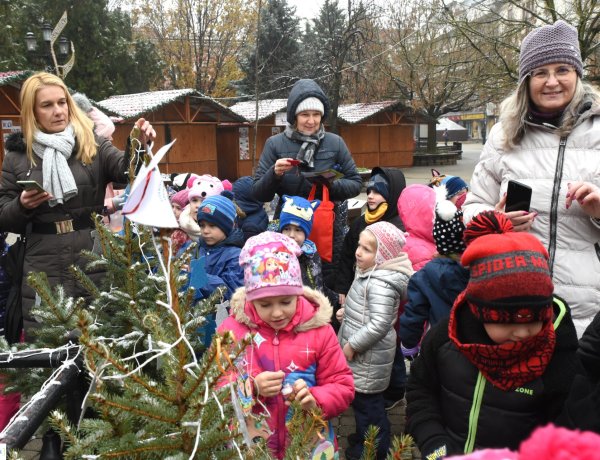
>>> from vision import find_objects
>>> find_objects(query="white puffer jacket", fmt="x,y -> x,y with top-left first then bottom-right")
338,254 -> 413,393
463,102 -> 600,337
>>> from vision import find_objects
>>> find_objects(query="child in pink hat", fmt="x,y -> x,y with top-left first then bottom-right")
337,221 -> 414,460
217,231 -> 354,459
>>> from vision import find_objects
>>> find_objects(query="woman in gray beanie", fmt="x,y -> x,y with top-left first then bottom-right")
463,20 -> 600,338
252,79 -> 362,290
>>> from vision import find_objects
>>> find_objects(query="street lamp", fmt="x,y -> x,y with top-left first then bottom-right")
23,12 -> 75,79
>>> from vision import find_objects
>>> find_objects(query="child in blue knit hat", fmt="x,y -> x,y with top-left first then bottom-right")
188,194 -> 245,347
278,195 -> 338,308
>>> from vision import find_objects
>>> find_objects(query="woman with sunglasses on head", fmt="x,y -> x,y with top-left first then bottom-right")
463,20 -> 600,338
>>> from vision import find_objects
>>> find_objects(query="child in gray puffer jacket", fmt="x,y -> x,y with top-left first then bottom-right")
337,221 -> 413,460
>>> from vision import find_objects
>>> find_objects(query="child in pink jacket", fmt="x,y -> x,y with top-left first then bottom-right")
218,231 -> 354,459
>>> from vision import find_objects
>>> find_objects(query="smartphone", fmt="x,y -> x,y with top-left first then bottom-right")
287,159 -> 301,166
17,180 -> 46,193
505,180 -> 532,212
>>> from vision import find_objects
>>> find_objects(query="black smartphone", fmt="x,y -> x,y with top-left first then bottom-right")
16,180 -> 46,193
505,180 -> 532,212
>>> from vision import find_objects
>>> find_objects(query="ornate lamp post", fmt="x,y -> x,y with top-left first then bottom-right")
24,11 -> 75,79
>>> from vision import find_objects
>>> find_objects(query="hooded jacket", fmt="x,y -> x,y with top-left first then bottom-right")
335,167 -> 406,295
252,79 -> 361,209
399,257 -> 469,350
397,184 -> 437,271
190,228 -> 244,301
407,294 -> 580,458
338,254 -> 413,393
232,176 -> 268,242
218,286 -> 354,459
463,100 -> 600,337
0,132 -> 129,334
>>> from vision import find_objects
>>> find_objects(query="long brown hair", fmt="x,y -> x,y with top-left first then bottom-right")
20,72 -> 97,165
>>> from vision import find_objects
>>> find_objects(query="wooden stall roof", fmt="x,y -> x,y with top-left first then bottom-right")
337,100 -> 434,125
229,99 -> 287,122
97,89 -> 245,123
229,98 -> 434,125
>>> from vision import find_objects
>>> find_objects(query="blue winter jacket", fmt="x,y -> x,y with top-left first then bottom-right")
188,229 -> 245,302
399,257 -> 469,350
232,176 -> 268,242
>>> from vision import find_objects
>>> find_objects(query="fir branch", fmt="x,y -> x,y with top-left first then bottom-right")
362,425 -> 380,460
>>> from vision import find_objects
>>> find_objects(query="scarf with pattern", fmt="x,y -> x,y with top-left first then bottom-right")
448,300 -> 556,391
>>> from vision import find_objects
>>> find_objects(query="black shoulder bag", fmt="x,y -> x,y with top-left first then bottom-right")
3,235 -> 26,344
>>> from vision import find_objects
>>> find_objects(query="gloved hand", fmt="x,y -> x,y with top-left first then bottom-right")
401,342 -> 420,361
421,435 -> 459,460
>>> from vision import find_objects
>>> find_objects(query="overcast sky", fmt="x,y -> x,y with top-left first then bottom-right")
288,0 -> 322,20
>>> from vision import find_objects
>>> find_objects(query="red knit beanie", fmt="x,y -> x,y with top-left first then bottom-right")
462,211 -> 554,323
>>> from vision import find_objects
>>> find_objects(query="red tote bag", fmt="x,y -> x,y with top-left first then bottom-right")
307,183 -> 335,262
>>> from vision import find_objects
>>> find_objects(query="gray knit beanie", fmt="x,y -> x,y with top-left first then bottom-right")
519,20 -> 583,83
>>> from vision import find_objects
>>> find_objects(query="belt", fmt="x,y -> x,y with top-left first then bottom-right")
31,216 -> 93,235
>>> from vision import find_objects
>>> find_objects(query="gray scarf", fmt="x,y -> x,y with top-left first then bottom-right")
284,123 -> 326,168
32,124 -> 78,207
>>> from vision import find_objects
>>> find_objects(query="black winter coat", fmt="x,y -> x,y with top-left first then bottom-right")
406,296 -> 580,458
0,133 -> 130,335
335,167 -> 406,295
232,176 -> 268,242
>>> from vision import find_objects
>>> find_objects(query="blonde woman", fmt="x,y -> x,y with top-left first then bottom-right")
463,21 -> 600,337
0,72 -> 155,338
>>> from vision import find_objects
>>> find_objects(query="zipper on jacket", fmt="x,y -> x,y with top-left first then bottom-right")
464,371 -> 486,453
548,137 -> 568,275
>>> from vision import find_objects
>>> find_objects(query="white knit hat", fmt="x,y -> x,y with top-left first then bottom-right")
295,97 -> 325,115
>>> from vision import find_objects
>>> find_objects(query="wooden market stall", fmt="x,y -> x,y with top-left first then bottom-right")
0,70 -> 33,169
97,89 -> 245,177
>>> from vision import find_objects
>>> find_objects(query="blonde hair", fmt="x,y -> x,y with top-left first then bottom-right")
499,77 -> 600,149
20,72 -> 97,165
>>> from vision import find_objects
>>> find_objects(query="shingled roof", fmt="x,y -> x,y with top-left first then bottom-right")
229,99 -> 288,122
97,89 -> 245,122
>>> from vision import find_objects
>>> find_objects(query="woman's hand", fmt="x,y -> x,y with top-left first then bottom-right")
273,158 -> 295,177
254,370 -> 284,397
134,118 -> 156,145
566,181 -> 600,219
336,307 -> 345,322
287,378 -> 317,411
343,342 -> 355,361
495,193 -> 536,232
19,188 -> 52,209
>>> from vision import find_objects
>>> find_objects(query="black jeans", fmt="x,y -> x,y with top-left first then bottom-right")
349,391 -> 390,459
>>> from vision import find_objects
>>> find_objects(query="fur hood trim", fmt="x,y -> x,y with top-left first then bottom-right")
229,285 -> 333,332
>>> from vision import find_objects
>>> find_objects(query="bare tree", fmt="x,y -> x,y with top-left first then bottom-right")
381,0 -> 495,149
443,0 -> 600,86
129,0 -> 255,96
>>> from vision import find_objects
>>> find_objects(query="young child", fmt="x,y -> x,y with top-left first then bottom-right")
337,221 -> 414,460
278,195 -> 338,308
217,231 -> 354,459
178,183 -> 204,243
336,167 -> 406,305
232,176 -> 268,242
397,184 -> 437,271
169,189 -> 190,255
406,211 -> 581,459
399,184 -> 470,360
188,195 -> 244,346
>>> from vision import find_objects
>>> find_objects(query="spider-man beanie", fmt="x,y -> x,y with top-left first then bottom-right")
462,211 -> 554,323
